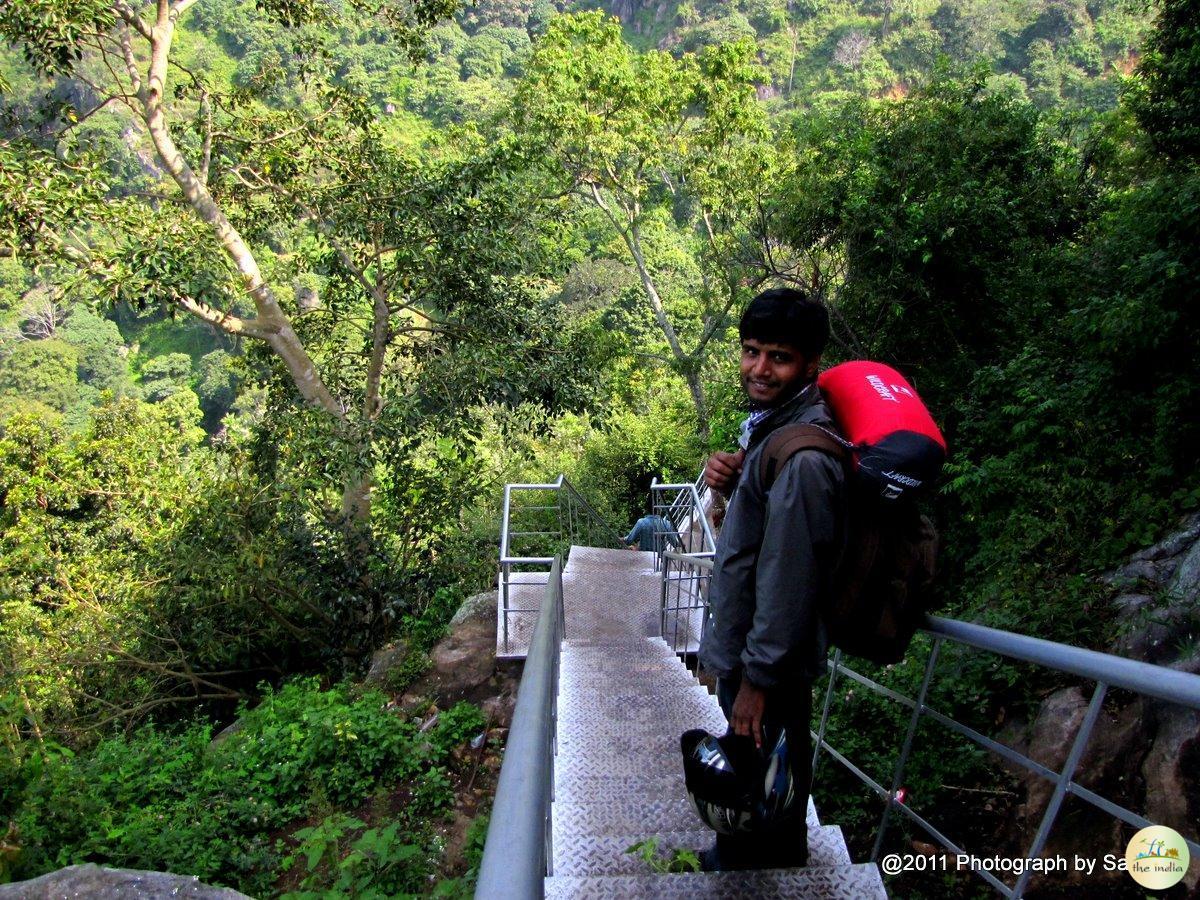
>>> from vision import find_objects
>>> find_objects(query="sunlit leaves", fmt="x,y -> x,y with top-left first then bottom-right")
0,0 -> 114,77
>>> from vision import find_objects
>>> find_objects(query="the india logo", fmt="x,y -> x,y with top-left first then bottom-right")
1125,825 -> 1191,890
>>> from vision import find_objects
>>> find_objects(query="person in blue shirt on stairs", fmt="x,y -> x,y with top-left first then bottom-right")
623,510 -> 682,553
698,287 -> 848,872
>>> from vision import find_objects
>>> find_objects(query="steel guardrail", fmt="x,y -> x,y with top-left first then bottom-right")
497,476 -> 624,656
476,556 -> 563,900
650,480 -> 717,556
662,551 -> 1200,898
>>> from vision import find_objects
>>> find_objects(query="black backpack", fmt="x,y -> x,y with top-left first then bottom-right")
760,424 -> 939,665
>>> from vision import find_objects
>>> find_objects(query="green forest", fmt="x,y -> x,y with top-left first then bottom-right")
0,0 -> 1197,894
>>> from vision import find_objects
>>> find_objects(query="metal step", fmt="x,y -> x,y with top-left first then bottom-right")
560,649 -> 699,682
556,686 -> 719,718
550,824 -> 851,878
561,645 -> 689,657
553,775 -> 823,831
552,796 -> 821,841
556,709 -> 727,742
543,863 -> 888,899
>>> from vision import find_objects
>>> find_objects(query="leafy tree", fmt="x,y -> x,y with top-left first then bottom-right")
59,306 -> 128,392
0,339 -> 80,413
0,0 -> 460,532
1126,0 -> 1200,159
0,258 -> 31,317
460,32 -> 507,79
138,351 -> 192,402
194,348 -> 236,424
513,12 -> 775,441
766,74 -> 1080,415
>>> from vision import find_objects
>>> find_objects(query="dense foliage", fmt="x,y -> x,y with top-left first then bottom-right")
8,678 -> 484,895
0,0 -> 1196,895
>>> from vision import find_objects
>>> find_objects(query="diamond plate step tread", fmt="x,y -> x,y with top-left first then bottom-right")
562,648 -> 684,664
551,825 -> 849,877
556,711 -> 727,743
499,546 -> 660,657
551,796 -> 820,841
559,670 -> 701,688
557,686 -> 718,714
543,863 -> 887,899
553,776 -> 823,827
558,723 -> 734,762
562,640 -> 689,660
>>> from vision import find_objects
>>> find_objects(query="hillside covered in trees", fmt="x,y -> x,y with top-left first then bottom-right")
0,0 -> 1197,894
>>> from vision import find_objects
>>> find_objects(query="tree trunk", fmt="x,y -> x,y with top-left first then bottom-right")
341,471 -> 373,526
619,220 -> 712,443
684,368 -> 711,443
139,14 -> 344,420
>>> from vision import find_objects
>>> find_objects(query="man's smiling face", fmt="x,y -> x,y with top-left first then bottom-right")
740,338 -> 816,408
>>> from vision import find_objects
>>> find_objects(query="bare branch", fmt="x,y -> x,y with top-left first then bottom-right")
170,0 -> 201,22
119,24 -> 144,97
177,294 -> 269,339
49,96 -> 122,143
113,0 -> 153,40
199,90 -> 212,186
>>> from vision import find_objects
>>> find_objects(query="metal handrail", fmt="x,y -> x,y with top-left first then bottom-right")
659,550 -> 714,655
476,556 -> 564,900
649,479 -> 717,573
662,551 -> 1200,898
497,476 -> 623,656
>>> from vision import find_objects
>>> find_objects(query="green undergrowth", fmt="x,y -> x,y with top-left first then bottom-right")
4,678 -> 487,897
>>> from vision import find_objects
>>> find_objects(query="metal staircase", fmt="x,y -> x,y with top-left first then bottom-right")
478,475 -> 1200,899
541,545 -> 887,898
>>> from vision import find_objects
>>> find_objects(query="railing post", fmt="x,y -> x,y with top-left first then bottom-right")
1010,682 -> 1107,898
812,648 -> 843,778
870,638 -> 942,863
501,562 -> 510,656
660,553 -> 669,638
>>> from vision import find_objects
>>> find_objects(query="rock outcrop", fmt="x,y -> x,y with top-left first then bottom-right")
390,590 -> 519,727
1001,513 -> 1200,891
0,864 -> 249,899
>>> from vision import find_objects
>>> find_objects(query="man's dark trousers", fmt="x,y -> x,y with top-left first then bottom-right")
713,678 -> 813,870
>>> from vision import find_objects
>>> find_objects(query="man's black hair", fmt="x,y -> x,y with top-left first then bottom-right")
738,287 -> 829,357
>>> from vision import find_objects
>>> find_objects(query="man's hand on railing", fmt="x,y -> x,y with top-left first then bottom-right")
704,449 -> 745,497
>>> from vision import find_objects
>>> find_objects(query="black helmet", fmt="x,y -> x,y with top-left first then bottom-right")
680,728 -> 800,835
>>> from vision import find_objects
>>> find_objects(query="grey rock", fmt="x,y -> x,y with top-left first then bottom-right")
1021,687 -> 1087,820
364,640 -> 410,686
1113,618 -> 1176,664
0,864 -> 249,899
610,0 -> 640,24
1131,514 -> 1200,562
481,692 -> 517,728
1114,593 -> 1155,618
450,590 -> 497,628
1103,558 -> 1166,590
1166,537 -> 1200,603
208,716 -> 245,748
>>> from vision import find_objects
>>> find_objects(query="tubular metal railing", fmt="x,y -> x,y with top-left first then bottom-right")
497,476 -> 624,657
475,556 -> 563,899
650,476 -> 715,654
662,552 -> 1200,898
660,549 -> 714,656
648,476 -> 717,571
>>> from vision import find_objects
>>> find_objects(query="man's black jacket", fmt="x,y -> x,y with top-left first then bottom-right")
699,383 -> 847,688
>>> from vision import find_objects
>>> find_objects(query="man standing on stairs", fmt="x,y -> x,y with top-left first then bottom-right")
697,287 -> 846,872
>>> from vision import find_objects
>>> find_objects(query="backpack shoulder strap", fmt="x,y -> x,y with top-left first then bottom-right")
759,424 -> 849,490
